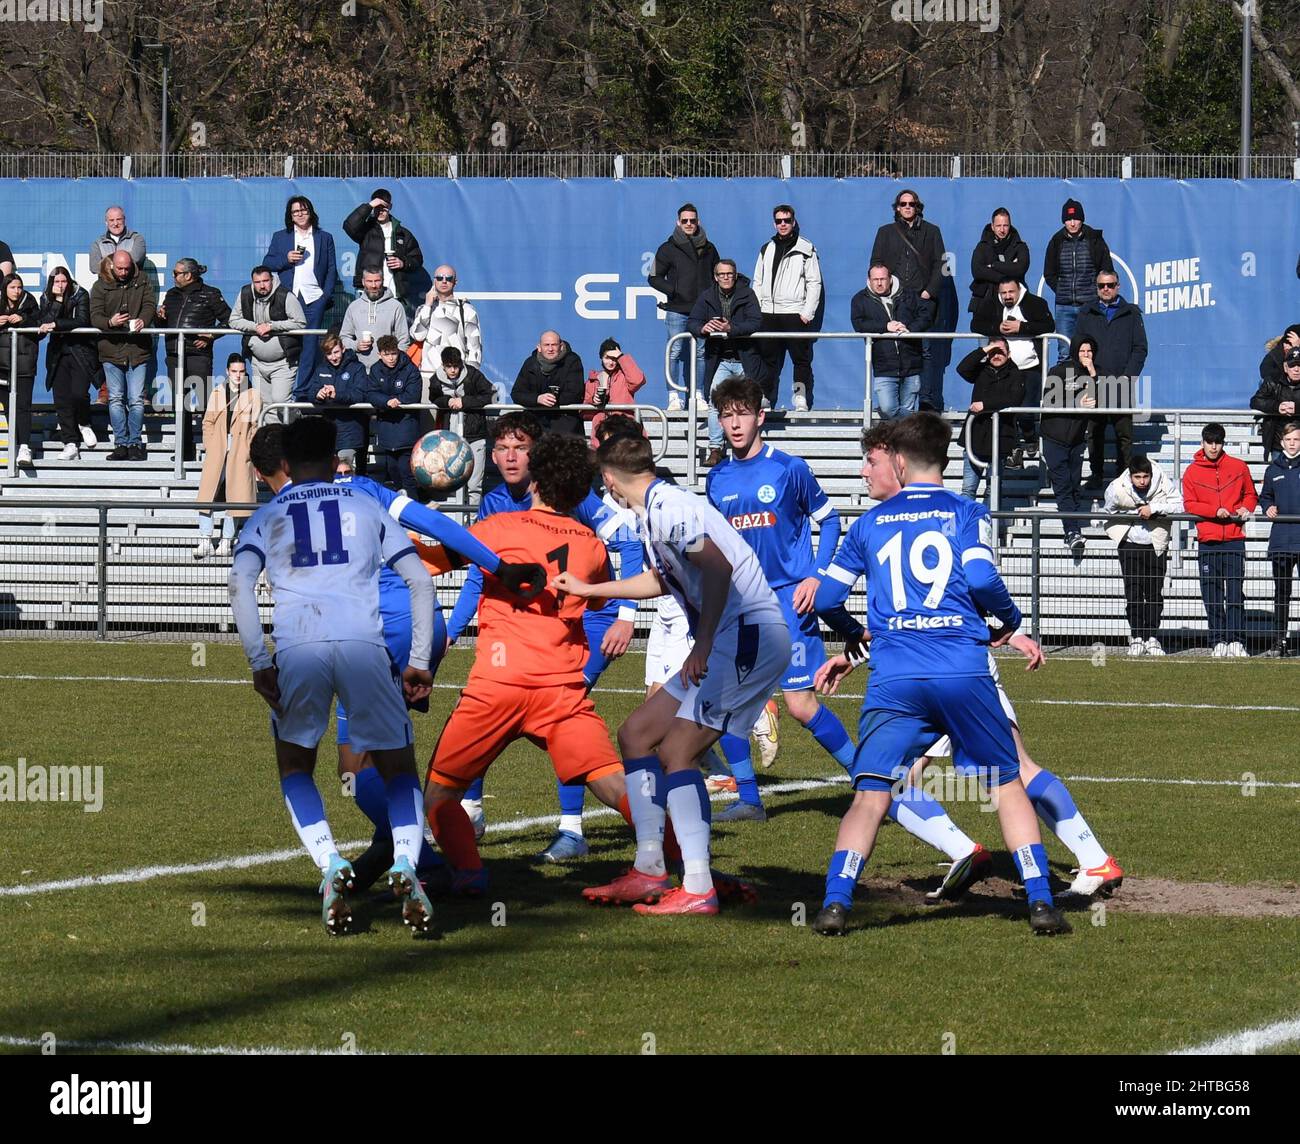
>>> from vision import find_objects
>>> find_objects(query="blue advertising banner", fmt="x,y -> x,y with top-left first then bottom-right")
2,176 -> 1295,409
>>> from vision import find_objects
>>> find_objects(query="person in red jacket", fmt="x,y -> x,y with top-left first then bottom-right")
1181,423 -> 1258,656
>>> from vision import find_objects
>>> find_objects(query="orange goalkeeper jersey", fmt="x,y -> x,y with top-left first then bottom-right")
462,509 -> 610,687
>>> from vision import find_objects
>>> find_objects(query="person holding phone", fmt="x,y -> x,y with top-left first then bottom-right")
583,338 -> 645,447
511,329 -> 585,437
263,196 -> 338,390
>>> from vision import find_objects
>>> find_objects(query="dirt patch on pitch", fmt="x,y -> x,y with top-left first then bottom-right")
868,875 -> 1300,919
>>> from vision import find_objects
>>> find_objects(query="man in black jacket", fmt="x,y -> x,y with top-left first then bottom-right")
156,257 -> 231,460
342,189 -> 424,307
1252,346 -> 1300,460
849,264 -> 934,420
1075,270 -> 1147,486
870,190 -> 946,410
957,338 -> 1023,501
687,259 -> 763,465
512,330 -> 585,437
971,278 -> 1055,460
968,208 -> 1030,313
649,203 -> 719,411
1043,199 -> 1114,363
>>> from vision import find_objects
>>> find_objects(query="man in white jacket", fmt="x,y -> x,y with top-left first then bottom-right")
1103,453 -> 1181,655
411,264 -> 482,379
752,204 -> 822,412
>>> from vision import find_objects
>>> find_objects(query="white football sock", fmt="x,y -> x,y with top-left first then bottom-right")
558,814 -> 584,837
892,799 -> 978,862
665,785 -> 713,895
626,768 -> 666,877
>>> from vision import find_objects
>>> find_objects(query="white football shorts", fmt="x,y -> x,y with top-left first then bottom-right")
662,617 -> 790,735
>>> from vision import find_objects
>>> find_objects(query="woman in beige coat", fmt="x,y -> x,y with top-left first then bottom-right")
195,354 -> 262,558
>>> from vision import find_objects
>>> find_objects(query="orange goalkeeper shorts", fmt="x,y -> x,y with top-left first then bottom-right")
426,680 -> 622,789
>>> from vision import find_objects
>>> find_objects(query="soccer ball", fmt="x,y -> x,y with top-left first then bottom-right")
411,429 -> 475,491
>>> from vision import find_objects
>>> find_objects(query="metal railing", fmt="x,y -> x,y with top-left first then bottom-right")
985,407 -> 1264,512
5,498 -> 1299,650
259,400 -> 670,461
5,325 -> 336,481
2,152 -> 1297,181
664,329 -> 1070,484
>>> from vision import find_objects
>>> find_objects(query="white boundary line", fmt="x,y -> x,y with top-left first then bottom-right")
4,771 -> 1299,898
1,673 -> 1297,715
0,1034 -> 375,1056
1170,1014 -> 1300,1055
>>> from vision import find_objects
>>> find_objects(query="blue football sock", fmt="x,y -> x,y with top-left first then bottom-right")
1024,769 -> 1075,833
281,772 -> 327,830
463,776 -> 485,802
805,704 -> 856,771
1011,842 -> 1053,906
719,732 -> 761,806
556,777 -> 586,817
822,849 -> 865,910
354,766 -> 390,838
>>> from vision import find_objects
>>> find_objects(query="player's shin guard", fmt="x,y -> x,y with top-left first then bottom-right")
281,772 -> 338,873
428,797 -> 483,870
719,733 -> 761,807
823,849 -> 864,910
804,705 -> 857,771
664,771 -> 713,895
385,773 -> 425,869
1024,770 -> 1109,869
556,777 -> 585,837
888,787 -> 978,862
1011,842 -> 1054,906
623,755 -> 667,877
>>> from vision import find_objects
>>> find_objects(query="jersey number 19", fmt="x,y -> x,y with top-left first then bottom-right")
877,529 -> 952,612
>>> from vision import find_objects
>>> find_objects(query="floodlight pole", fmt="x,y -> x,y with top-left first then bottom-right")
144,43 -> 171,177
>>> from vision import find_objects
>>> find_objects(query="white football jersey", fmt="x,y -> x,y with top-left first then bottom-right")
638,478 -> 785,636
234,481 -> 416,652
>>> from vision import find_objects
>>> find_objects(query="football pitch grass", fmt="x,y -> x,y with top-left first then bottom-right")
1,640 -> 1297,1056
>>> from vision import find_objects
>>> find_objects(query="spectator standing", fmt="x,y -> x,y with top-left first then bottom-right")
263,195 -> 338,392
339,265 -> 410,369
649,203 -> 718,411
0,239 -> 13,278
1041,335 -> 1100,557
90,249 -> 157,461
195,354 -> 261,559
511,330 -> 584,437
342,189 -> 424,307
303,332 -> 370,473
365,334 -> 424,498
1259,420 -> 1300,657
411,264 -> 482,395
1250,345 -> 1300,460
956,338 -> 1023,500
968,207 -> 1030,313
870,190 -> 945,410
430,346 -> 495,499
753,204 -> 822,410
970,277 -> 1055,461
1076,270 -> 1147,488
1258,323 -> 1300,389
583,338 -> 645,448
36,266 -> 98,460
156,258 -> 230,461
0,272 -> 42,465
688,259 -> 764,466
1182,423 -> 1257,657
850,263 -> 933,420
89,205 -> 146,269
1104,454 -> 1180,656
1043,199 -> 1113,362
228,265 -> 306,424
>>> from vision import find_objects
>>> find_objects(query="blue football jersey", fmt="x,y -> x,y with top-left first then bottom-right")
706,445 -> 839,588
816,484 -> 1021,681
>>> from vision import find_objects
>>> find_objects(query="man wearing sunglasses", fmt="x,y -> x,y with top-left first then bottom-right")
752,205 -> 822,411
649,203 -> 719,412
870,191 -> 946,411
1076,270 -> 1147,489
